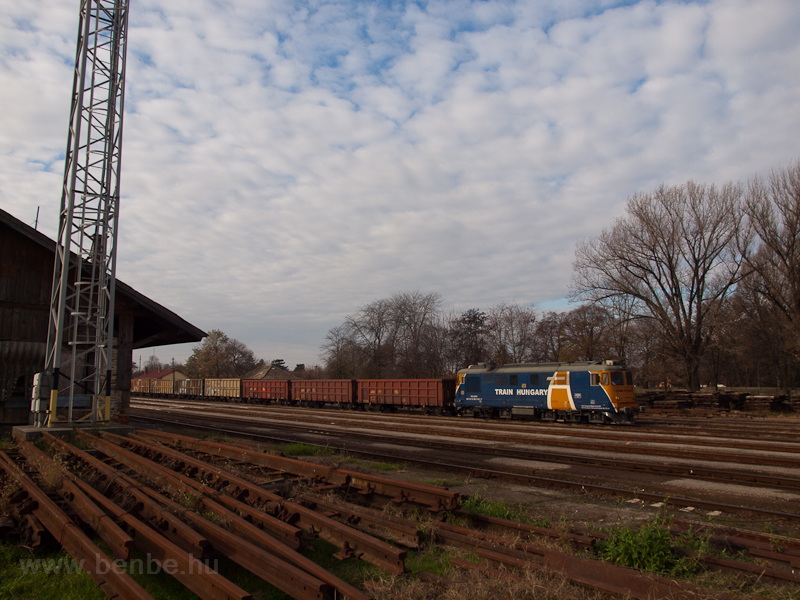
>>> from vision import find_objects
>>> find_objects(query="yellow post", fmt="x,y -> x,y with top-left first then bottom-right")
47,389 -> 59,427
104,395 -> 111,422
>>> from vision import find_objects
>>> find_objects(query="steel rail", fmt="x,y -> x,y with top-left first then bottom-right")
132,404 -> 800,485
131,408 -> 800,497
0,451 -> 154,600
48,433 -> 356,600
155,399 -> 800,461
90,429 -> 409,576
71,478 -> 254,600
14,436 -> 134,560
42,432 -> 210,557
136,428 -> 460,511
129,413 -> 800,522
134,398 -> 800,455
45,430 -> 285,553
433,521 -> 739,600
133,486 -> 334,600
67,431 -> 366,600
38,434 -> 259,600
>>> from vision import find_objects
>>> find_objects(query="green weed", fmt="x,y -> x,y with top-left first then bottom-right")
597,516 -> 701,576
459,486 -> 531,523
0,543 -> 106,600
367,461 -> 409,472
178,492 -> 201,512
281,443 -> 334,457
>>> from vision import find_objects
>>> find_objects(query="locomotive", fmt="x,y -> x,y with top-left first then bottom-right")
133,359 -> 639,424
455,360 -> 638,423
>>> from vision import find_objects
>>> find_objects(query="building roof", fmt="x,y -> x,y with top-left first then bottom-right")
241,364 -> 300,380
0,207 -> 206,349
137,368 -> 187,380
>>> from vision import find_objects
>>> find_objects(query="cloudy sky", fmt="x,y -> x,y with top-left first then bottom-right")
2,0 -> 799,369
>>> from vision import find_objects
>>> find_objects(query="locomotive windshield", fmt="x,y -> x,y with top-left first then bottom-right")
610,372 -> 626,385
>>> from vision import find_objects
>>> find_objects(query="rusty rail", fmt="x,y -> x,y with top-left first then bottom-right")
131,410 -> 800,522
28,434 -> 254,600
14,437 -> 134,560
90,430 -> 407,576
49,432 -> 350,600
0,450 -> 154,600
136,428 -> 460,511
436,524 -> 740,600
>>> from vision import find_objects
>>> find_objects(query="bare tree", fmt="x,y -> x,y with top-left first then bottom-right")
144,354 -> 162,372
320,324 -> 362,379
559,304 -> 613,361
391,291 -> 442,377
450,308 -> 488,369
746,160 -> 800,360
571,181 -> 752,391
322,291 -> 443,378
346,298 -> 396,377
485,303 -> 537,364
532,311 -> 568,362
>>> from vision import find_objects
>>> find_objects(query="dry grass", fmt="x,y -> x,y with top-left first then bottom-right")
687,570 -> 800,600
364,552 -> 606,600
0,479 -> 21,518
31,454 -> 63,493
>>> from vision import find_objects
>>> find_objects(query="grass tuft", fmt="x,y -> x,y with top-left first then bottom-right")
281,443 -> 334,457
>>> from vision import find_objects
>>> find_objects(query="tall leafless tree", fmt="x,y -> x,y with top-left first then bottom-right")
571,181 -> 752,391
559,304 -> 613,361
450,308 -> 488,369
391,291 -> 442,377
532,311 -> 568,362
485,303 -> 537,364
746,160 -> 800,360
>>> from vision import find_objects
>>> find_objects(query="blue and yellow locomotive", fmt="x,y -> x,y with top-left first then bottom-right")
455,360 -> 639,423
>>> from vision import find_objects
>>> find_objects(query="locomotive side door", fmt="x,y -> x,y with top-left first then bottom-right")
547,371 -> 574,410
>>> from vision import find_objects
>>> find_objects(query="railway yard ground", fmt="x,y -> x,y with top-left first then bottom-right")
2,400 -> 800,600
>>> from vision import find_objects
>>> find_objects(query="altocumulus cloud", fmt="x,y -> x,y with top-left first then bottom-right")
1,0 -> 799,366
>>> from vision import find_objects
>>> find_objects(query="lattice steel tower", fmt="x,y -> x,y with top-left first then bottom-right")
42,0 -> 130,426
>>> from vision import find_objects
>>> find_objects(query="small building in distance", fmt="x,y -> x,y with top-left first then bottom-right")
241,364 -> 300,381
135,368 -> 189,382
0,208 -> 205,429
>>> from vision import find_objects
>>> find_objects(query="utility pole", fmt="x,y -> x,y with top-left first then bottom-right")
37,0 -> 130,427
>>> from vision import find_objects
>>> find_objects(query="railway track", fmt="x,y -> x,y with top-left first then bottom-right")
6,418 -> 800,599
132,398 -> 800,523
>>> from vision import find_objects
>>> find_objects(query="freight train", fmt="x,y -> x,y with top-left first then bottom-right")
133,360 -> 639,424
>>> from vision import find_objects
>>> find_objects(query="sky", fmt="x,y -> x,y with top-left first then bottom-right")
2,0 -> 799,369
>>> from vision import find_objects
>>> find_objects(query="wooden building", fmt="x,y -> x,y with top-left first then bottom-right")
0,208 -> 205,428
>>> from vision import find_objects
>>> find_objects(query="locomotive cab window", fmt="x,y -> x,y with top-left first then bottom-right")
590,373 -> 600,386
529,374 -> 539,386
610,372 -> 625,386
465,375 -> 481,394
510,375 -> 519,387
601,373 -> 610,386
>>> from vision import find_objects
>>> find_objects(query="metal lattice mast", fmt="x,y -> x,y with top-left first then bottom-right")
44,0 -> 129,426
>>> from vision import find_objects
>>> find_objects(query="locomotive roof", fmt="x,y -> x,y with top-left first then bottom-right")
458,361 -> 627,374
